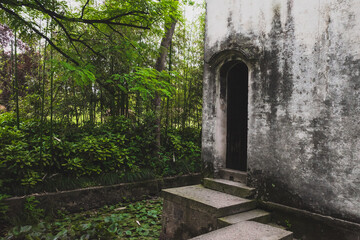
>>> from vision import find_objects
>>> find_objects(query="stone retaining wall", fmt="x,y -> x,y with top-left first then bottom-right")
4,174 -> 202,220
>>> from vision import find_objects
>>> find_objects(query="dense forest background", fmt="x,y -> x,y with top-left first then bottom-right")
0,0 -> 205,197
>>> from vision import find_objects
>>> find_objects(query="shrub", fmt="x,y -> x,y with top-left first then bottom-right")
0,113 -> 201,195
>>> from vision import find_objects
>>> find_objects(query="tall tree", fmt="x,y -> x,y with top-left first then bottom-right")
154,1 -> 179,151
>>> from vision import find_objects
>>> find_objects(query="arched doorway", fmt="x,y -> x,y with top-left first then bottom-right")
220,61 -> 248,171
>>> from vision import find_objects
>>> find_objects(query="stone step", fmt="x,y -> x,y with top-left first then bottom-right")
217,209 -> 271,228
189,221 -> 293,240
162,185 -> 256,218
219,168 -> 247,183
203,178 -> 255,198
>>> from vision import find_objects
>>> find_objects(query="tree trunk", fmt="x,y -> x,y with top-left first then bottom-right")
40,38 -> 48,162
154,18 -> 177,153
14,29 -> 20,129
50,34 -> 54,163
10,42 -> 14,112
165,42 -> 172,142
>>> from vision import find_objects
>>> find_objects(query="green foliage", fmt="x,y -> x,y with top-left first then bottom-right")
0,181 -> 9,224
0,0 -> 204,201
62,133 -> 131,176
285,219 -> 292,229
125,67 -> 176,101
3,198 -> 163,240
22,196 -> 44,225
0,113 -> 43,189
157,127 -> 202,176
0,113 -> 200,196
57,61 -> 96,87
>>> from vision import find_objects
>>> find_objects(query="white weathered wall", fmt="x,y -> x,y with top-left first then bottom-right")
203,0 -> 360,223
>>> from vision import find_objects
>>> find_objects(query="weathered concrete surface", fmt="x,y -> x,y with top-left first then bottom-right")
219,168 -> 247,183
203,0 -> 360,223
160,197 -> 218,240
218,209 -> 271,228
189,221 -> 293,240
203,178 -> 255,198
160,185 -> 256,239
162,185 -> 256,217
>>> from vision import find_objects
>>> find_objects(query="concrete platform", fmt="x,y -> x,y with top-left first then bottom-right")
219,168 -> 247,183
204,178 -> 255,198
189,221 -> 293,240
162,185 -> 256,218
160,185 -> 258,239
218,209 -> 271,228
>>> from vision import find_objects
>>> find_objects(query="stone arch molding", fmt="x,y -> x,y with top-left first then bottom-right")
207,46 -> 262,70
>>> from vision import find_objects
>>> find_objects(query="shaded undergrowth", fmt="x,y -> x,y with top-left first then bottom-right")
2,198 -> 163,240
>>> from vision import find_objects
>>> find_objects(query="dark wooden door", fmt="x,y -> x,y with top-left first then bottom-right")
226,62 -> 248,171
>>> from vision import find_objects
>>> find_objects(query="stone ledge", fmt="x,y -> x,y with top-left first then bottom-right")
203,178 -> 255,198
218,209 -> 271,227
4,173 -> 202,219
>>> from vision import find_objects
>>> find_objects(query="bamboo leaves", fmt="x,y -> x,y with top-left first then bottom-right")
125,67 -> 175,101
58,61 -> 96,86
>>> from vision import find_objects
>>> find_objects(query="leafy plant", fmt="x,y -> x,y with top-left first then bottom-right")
0,190 -> 9,224
3,198 -> 163,239
285,219 -> 292,229
23,196 -> 44,225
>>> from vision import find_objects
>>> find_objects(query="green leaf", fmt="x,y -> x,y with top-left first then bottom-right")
54,229 -> 68,239
20,225 -> 32,233
107,223 -> 118,233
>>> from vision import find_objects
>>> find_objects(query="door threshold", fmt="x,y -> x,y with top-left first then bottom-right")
219,168 -> 247,184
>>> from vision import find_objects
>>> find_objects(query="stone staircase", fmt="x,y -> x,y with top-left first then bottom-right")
160,169 -> 293,240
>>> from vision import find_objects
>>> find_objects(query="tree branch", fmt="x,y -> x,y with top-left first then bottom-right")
107,24 -> 148,63
32,0 -> 106,59
80,0 -> 90,19
3,0 -> 150,29
0,3 -> 80,66
46,9 -> 82,57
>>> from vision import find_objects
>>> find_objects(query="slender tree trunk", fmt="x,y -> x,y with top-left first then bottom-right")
14,30 -> 20,129
120,91 -> 125,116
136,93 -> 141,122
177,81 -> 181,128
125,90 -> 129,118
10,42 -> 14,112
165,43 -> 172,141
36,42 -> 42,117
154,17 -> 177,153
40,39 -> 48,162
100,86 -> 103,123
50,35 -> 54,163
94,85 -> 97,123
187,73 -> 193,127
182,75 -> 187,131
74,85 -> 79,126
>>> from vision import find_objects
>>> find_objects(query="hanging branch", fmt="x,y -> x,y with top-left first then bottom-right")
80,0 -> 91,19
4,0 -> 150,29
0,3 -> 80,66
34,1 -> 106,59
107,24 -> 148,63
